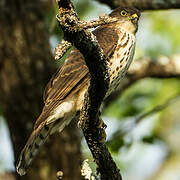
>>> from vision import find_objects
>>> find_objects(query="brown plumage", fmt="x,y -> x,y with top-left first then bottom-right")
17,7 -> 140,176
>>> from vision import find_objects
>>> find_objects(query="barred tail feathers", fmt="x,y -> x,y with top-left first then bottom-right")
16,122 -> 52,176
16,100 -> 76,176
16,116 -> 73,176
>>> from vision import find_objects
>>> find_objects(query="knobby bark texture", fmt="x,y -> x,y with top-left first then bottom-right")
56,0 -> 122,179
0,1 -> 81,180
98,0 -> 180,10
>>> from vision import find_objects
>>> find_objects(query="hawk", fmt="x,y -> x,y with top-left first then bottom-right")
17,7 -> 140,175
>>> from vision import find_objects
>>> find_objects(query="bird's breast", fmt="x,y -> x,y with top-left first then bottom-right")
106,31 -> 135,97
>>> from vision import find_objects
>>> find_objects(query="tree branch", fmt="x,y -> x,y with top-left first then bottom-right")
97,0 -> 180,10
135,93 -> 180,124
56,13 -> 119,31
129,55 -> 180,79
54,13 -> 118,60
56,0 -> 122,179
54,39 -> 72,60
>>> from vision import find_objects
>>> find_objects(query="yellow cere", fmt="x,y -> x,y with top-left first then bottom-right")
131,13 -> 138,19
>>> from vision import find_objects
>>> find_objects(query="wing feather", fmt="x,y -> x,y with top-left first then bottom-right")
43,26 -> 119,105
34,26 -> 119,129
43,52 -> 88,105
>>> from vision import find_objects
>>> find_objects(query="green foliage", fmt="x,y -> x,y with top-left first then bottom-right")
104,78 -> 180,119
73,0 -> 94,18
44,6 -> 61,35
144,11 -> 180,57
142,134 -> 157,144
151,10 -> 180,52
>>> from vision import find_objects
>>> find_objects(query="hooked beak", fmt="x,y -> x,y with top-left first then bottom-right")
130,13 -> 138,23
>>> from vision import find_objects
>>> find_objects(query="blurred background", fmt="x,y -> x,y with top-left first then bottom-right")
0,0 -> 180,180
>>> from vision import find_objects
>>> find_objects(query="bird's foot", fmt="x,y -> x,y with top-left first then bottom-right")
97,117 -> 107,143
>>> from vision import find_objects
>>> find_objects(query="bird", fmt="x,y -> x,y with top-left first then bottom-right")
16,7 -> 141,176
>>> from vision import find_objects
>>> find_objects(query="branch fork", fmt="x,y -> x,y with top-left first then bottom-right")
54,12 -> 118,60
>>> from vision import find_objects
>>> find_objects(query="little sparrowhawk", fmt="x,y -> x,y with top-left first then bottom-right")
17,7 -> 141,176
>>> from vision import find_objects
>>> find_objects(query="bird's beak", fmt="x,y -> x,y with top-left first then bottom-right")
130,13 -> 138,23
131,13 -> 138,19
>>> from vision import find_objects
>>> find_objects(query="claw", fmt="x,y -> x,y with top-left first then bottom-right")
97,117 -> 107,143
98,128 -> 107,143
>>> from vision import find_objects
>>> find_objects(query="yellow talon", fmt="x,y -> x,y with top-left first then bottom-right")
99,128 -> 107,143
97,117 -> 104,128
97,116 -> 107,143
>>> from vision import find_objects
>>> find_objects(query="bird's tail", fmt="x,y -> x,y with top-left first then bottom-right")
16,122 -> 53,176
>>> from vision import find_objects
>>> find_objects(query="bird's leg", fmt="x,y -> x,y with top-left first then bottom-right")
96,113 -> 107,143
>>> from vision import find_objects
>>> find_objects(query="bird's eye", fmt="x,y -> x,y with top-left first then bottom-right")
121,10 -> 127,16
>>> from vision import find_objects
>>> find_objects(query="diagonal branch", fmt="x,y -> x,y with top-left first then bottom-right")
135,94 -> 180,124
97,0 -> 180,10
56,0 -> 122,179
56,13 -> 119,31
54,39 -> 72,60
128,55 -> 180,79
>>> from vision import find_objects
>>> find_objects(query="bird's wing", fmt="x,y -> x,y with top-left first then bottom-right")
43,51 -> 88,105
44,26 -> 119,105
34,51 -> 89,129
93,25 -> 119,59
34,26 -> 119,129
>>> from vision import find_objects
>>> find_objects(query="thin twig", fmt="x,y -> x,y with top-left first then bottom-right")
135,94 -> 180,124
54,40 -> 72,60
56,13 -> 118,31
77,14 -> 118,30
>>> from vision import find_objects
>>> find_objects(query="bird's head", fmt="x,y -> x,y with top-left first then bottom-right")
109,7 -> 141,34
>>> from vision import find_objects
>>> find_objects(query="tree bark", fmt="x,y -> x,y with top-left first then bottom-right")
98,0 -> 180,10
0,0 -> 81,180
